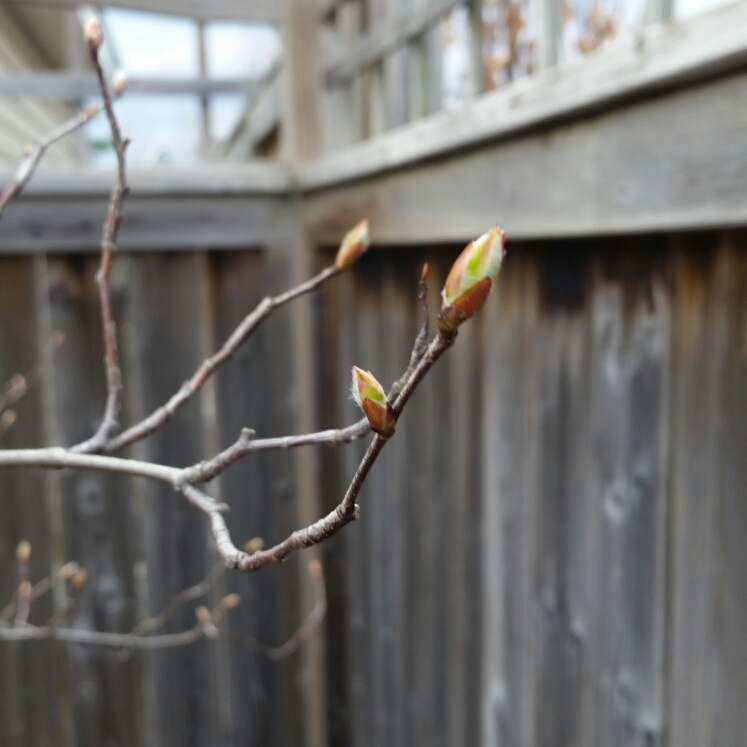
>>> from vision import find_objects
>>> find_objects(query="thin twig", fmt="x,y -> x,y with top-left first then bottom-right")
104,265 -> 341,453
73,41 -> 129,455
0,560 -> 326,661
219,559 -> 326,660
131,561 -> 225,635
0,103 -> 102,220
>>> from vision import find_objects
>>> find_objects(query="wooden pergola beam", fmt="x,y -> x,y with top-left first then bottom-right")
324,0 -> 461,86
0,71 -> 265,98
3,0 -> 283,24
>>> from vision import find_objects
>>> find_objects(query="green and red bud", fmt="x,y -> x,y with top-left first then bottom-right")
335,219 -> 370,270
351,366 -> 395,437
439,227 -> 506,332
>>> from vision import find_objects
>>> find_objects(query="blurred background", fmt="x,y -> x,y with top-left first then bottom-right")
0,0 -> 746,746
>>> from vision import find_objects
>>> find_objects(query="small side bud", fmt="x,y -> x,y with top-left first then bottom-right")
195,605 -> 211,625
23,143 -> 34,157
6,373 -> 27,396
83,18 -> 104,54
439,227 -> 506,333
18,580 -> 32,599
111,70 -> 128,96
16,540 -> 31,564
421,262 -> 429,281
351,366 -> 395,437
220,593 -> 241,611
59,561 -> 80,581
334,219 -> 370,270
243,537 -> 264,554
1,409 -> 17,430
70,569 -> 87,592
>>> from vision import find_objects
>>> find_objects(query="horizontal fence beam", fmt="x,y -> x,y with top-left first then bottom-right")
302,69 -> 747,244
307,0 -> 747,188
0,72 -> 266,99
4,0 -> 283,23
0,164 -> 292,253
323,0 -> 462,85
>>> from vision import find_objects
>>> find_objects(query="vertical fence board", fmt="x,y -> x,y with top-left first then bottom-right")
46,255 -> 140,747
0,257 -> 59,747
582,243 -> 670,747
130,253 -> 214,747
669,232 -> 747,747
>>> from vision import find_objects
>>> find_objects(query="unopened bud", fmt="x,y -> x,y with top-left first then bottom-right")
16,540 -> 31,564
334,219 -> 369,270
23,143 -> 34,157
59,561 -> 80,581
5,373 -> 27,396
111,70 -> 128,96
85,103 -> 99,119
220,593 -> 241,611
194,605 -> 211,625
439,227 -> 505,333
421,262 -> 429,281
1,409 -> 17,430
18,580 -> 32,599
242,537 -> 264,554
83,18 -> 104,54
351,366 -> 395,437
70,569 -> 87,591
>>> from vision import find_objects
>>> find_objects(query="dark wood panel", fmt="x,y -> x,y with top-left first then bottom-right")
0,257 -> 60,747
211,249 -> 303,747
129,253 -> 215,747
47,254 -> 140,747
668,232 -> 747,747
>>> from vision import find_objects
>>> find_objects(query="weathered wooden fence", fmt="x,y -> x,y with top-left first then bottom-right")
1,232 -> 746,747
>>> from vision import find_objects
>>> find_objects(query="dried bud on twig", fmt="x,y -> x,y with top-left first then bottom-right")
1,410 -> 17,432
18,580 -> 32,599
439,227 -> 506,333
70,569 -> 87,592
59,561 -> 80,581
16,540 -> 31,564
194,605 -> 211,625
307,558 -> 322,580
243,537 -> 264,554
351,367 -> 395,437
83,18 -> 104,54
111,70 -> 128,97
334,219 -> 370,270
220,594 -> 241,611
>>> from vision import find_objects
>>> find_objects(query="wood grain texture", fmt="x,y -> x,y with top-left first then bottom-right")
668,232 -> 747,747
47,254 -> 140,747
129,253 -> 215,747
0,257 -> 60,747
303,70 -> 747,245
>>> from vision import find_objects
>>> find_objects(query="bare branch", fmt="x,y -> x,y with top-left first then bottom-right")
0,103 -> 102,220
0,558 -> 326,662
105,265 -> 341,453
72,37 -> 129,455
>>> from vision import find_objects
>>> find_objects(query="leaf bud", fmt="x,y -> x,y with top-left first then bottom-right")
351,366 -> 395,437
70,569 -> 87,592
220,594 -> 241,611
242,537 -> 264,554
194,605 -> 211,625
334,220 -> 369,270
439,227 -> 506,332
83,18 -> 104,55
59,561 -> 80,581
16,540 -> 31,564
111,70 -> 128,96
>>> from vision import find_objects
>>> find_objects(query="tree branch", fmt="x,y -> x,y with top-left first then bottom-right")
104,264 -> 341,453
73,39 -> 129,455
0,103 -> 102,220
